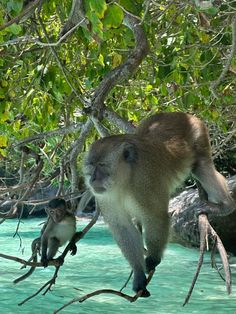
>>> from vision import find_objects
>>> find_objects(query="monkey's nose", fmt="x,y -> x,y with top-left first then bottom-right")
91,166 -> 108,182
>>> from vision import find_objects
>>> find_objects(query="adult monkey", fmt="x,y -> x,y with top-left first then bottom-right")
14,198 -> 76,283
83,112 -> 235,297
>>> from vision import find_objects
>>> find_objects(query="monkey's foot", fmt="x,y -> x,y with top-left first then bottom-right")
41,257 -> 49,268
55,255 -> 64,266
133,271 -> 151,297
137,289 -> 151,298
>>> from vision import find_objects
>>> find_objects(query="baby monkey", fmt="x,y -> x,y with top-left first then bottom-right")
41,198 -> 77,267
14,198 -> 76,284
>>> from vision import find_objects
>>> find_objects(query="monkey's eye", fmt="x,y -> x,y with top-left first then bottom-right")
84,160 -> 94,168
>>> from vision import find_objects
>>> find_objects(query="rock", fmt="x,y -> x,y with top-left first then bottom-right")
169,176 -> 236,254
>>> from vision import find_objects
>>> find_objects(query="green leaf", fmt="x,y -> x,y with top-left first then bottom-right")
0,135 -> 7,148
98,54 -> 105,67
6,23 -> 22,35
7,0 -> 23,13
112,52 -> 122,67
88,0 -> 107,19
119,0 -> 142,15
86,11 -> 103,38
103,5 -> 124,29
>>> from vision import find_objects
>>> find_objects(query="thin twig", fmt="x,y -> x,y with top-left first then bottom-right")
210,230 -> 231,294
13,123 -> 83,147
183,214 -> 207,306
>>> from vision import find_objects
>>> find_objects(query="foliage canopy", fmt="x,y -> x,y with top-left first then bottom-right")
0,0 -> 235,201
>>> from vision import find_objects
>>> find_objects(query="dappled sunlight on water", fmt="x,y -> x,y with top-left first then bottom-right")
0,219 -> 235,313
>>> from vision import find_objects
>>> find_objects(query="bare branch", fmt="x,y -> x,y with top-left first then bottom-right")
0,206 -> 18,219
14,123 -> 83,147
18,160 -> 44,201
105,109 -> 135,133
91,117 -> 110,137
183,214 -> 207,306
69,119 -> 93,209
0,252 -> 60,267
120,270 -> 133,292
59,0 -> 86,38
183,213 -> 232,306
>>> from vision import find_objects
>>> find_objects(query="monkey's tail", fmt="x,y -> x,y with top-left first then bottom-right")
13,256 -> 37,284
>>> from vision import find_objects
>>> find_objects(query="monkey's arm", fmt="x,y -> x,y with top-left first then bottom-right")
103,213 -> 150,297
41,233 -> 49,267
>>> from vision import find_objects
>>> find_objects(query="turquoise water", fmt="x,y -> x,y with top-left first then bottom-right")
0,218 -> 235,314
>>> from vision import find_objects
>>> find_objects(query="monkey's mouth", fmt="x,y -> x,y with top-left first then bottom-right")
89,181 -> 107,194
92,186 -> 106,194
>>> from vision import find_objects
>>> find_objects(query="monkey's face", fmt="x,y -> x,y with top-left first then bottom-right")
83,136 -> 138,196
46,206 -> 66,223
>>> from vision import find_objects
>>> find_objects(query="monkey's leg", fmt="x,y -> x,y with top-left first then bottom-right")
143,211 -> 170,273
192,160 -> 235,216
106,216 -> 150,297
47,237 -> 60,260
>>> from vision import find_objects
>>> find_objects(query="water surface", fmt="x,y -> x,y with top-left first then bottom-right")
0,218 -> 235,314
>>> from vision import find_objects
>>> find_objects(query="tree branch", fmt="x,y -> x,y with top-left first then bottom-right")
59,0 -> 86,38
91,12 -> 149,116
104,109 -> 135,133
69,119 -> 93,209
13,123 -> 83,147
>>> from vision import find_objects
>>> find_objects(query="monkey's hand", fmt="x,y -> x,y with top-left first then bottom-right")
69,242 -> 77,256
195,200 -> 235,218
55,255 -> 64,266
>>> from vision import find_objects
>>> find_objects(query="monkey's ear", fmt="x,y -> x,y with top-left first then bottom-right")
122,143 -> 138,162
